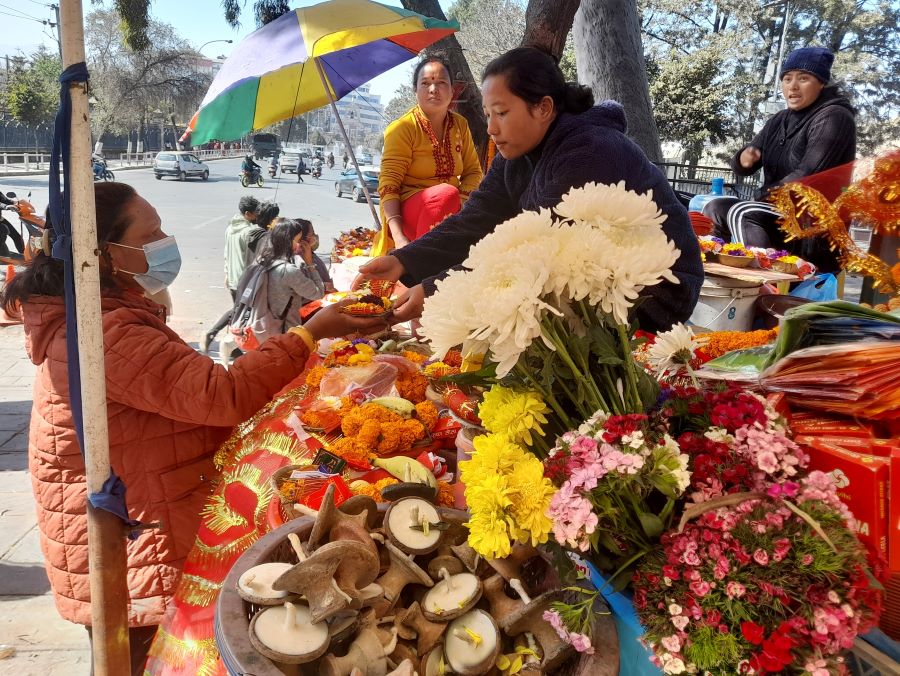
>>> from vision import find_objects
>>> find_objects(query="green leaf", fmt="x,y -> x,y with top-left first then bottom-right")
441,361 -> 497,386
587,326 -> 624,365
638,512 -> 665,539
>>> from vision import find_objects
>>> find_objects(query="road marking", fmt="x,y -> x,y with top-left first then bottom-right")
191,215 -> 224,230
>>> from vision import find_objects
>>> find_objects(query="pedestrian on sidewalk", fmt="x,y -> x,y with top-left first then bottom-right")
0,181 -> 387,675
201,196 -> 264,354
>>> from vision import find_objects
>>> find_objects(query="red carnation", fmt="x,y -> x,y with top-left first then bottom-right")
741,621 -> 765,645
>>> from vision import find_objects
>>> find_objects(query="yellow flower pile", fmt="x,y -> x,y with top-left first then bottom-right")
460,433 -> 556,559
478,385 -> 550,447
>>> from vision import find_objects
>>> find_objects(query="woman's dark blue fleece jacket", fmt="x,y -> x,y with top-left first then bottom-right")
392,102 -> 703,333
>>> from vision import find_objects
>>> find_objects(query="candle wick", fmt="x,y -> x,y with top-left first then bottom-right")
454,626 -> 483,647
244,573 -> 257,589
509,578 -> 532,604
287,533 -> 308,562
439,567 -> 453,591
283,601 -> 297,630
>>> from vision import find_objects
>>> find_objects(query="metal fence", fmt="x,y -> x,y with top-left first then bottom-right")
655,162 -> 762,200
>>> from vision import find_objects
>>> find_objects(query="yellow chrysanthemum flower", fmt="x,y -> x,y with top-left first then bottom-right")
478,385 -> 550,446
466,509 -> 512,560
505,456 -> 556,546
459,433 -> 528,483
464,473 -> 512,514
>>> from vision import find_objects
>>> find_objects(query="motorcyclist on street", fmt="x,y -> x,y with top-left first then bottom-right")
91,153 -> 105,180
241,154 -> 262,176
0,190 -> 25,261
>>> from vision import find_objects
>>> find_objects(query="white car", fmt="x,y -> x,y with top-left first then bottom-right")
153,151 -> 210,181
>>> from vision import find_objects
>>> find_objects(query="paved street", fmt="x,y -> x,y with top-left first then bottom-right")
0,158 -> 375,674
1,157 -> 379,342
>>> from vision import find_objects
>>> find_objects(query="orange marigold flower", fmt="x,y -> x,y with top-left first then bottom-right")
437,481 -> 455,507
305,365 -> 328,389
697,328 -> 779,359
356,419 -> 381,450
890,262 -> 900,286
401,350 -> 429,364
415,400 -> 439,432
444,350 -> 463,367
329,437 -> 371,466
397,372 -> 428,403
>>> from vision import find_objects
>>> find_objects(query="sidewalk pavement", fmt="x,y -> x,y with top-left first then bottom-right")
0,323 -> 91,675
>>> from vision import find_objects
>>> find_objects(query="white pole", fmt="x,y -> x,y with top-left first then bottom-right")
59,1 -> 131,673
313,57 -> 381,230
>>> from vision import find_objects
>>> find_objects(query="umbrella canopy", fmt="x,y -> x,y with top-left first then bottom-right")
185,0 -> 459,145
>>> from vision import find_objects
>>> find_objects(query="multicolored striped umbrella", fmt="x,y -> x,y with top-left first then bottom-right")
184,0 -> 459,145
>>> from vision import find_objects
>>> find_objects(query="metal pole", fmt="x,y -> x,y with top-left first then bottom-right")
771,1 -> 792,99
313,57 -> 380,230
59,1 -> 131,674
52,4 -> 63,59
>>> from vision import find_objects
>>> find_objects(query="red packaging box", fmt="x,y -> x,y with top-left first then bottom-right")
891,450 -> 900,574
803,439 -> 889,557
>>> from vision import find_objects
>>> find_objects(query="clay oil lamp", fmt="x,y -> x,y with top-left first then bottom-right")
376,541 -> 434,604
327,610 -> 360,654
421,647 -> 453,676
421,567 -> 483,622
496,578 -> 573,672
428,549 -> 466,580
399,601 -> 447,656
273,539 -> 379,623
237,562 -> 295,606
319,626 -> 398,676
248,601 -> 330,664
444,609 -> 501,675
384,497 -> 444,555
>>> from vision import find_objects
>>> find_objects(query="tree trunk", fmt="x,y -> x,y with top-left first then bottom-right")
573,0 -> 662,161
521,0 -> 581,61
400,0 -> 488,153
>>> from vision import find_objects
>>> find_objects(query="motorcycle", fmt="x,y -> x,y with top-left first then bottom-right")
0,192 -> 46,264
91,156 -> 115,182
311,160 -> 323,179
240,167 -> 264,188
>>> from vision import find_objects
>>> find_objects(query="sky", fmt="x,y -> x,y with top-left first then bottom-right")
0,0 -> 453,103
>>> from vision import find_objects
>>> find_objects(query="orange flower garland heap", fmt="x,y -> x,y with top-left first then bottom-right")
694,328 -> 779,360
328,399 -> 439,464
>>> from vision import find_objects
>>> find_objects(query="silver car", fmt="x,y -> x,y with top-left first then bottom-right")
153,151 -> 210,181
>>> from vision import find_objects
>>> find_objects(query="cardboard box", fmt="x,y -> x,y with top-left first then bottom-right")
802,439 -> 889,557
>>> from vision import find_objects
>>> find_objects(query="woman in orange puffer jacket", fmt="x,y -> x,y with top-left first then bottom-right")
0,182 -> 385,675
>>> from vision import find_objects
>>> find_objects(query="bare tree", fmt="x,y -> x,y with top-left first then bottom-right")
86,9 -> 210,144
575,0 -> 662,160
521,0 -> 581,61
451,0 -> 526,80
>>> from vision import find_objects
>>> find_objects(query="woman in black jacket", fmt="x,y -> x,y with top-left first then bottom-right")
357,47 -> 702,332
705,47 -> 856,272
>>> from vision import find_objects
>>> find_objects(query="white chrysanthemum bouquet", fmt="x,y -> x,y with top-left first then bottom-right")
420,182 -> 682,448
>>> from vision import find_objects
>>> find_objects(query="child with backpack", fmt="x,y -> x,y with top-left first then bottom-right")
229,218 -> 324,350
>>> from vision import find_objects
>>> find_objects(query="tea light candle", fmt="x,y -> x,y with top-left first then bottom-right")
238,563 -> 293,600
252,601 -> 329,661
385,497 -> 442,554
445,609 -> 500,675
422,568 -> 480,619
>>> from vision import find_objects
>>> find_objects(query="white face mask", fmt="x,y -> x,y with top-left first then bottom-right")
109,236 -> 182,295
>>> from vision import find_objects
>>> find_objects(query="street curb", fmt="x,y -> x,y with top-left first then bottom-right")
0,155 -> 242,178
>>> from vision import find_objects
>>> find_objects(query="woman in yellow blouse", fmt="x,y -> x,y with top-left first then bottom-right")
373,55 -> 484,255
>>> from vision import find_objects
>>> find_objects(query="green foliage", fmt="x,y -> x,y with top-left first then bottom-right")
648,44 -> 733,164
684,625 -> 742,670
220,0 -> 290,29
384,83 -> 416,122
5,47 -> 60,127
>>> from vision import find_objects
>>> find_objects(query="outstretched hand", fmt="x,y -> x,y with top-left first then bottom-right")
389,284 -> 425,323
351,255 -> 406,291
303,299 -> 390,341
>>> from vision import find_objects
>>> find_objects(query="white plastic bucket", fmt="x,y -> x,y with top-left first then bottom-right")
689,278 -> 762,331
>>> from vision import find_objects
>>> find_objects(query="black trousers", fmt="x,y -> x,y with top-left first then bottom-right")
206,288 -> 237,341
703,197 -> 839,273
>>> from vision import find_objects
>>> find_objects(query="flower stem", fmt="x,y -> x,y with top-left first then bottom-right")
616,323 -> 641,412
513,362 -> 574,430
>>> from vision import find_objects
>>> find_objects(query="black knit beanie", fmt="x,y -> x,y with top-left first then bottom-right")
779,47 -> 834,83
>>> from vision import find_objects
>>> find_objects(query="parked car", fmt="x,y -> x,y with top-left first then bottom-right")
357,152 -> 374,165
153,151 -> 210,181
279,153 -> 301,174
335,166 -> 379,202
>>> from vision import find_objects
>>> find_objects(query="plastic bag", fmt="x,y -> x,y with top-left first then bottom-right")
789,273 -> 838,302
318,361 -> 399,398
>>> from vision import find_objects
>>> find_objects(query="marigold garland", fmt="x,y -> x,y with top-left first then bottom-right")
397,371 -> 428,403
695,328 -> 779,360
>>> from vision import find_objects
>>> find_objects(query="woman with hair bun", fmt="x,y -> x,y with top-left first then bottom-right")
359,47 -> 702,332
